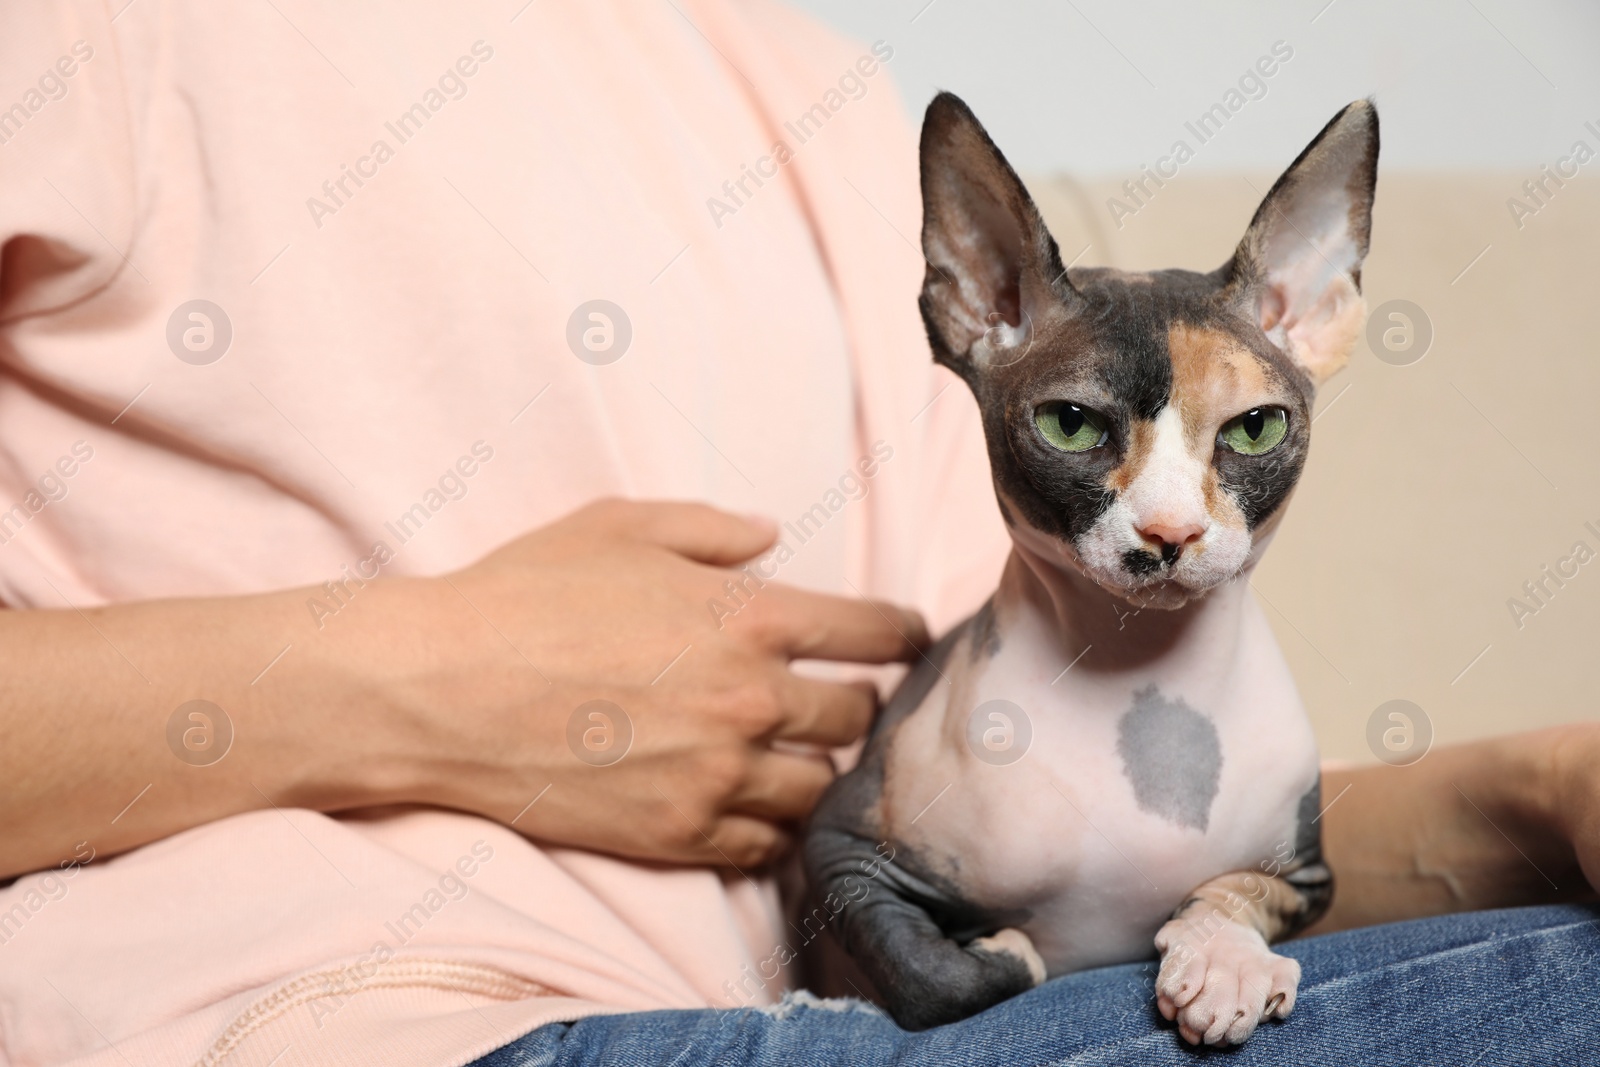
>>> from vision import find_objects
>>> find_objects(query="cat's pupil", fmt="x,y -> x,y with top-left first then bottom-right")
1061,405 -> 1084,436
1242,409 -> 1265,440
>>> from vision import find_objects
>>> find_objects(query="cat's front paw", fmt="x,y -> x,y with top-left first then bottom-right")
1153,917 -> 1299,1046
970,927 -> 1047,987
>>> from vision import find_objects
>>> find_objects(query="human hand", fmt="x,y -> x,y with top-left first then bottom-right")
352,499 -> 928,868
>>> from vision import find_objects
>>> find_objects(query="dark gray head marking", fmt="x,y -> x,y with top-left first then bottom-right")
1115,685 -> 1222,831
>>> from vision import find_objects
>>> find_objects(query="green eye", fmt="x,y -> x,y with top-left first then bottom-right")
1218,407 -> 1288,455
1035,401 -> 1107,452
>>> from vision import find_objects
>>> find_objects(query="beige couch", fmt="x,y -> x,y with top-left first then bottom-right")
1025,172 -> 1600,762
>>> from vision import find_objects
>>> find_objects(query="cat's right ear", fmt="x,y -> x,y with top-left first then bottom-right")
918,92 -> 1072,382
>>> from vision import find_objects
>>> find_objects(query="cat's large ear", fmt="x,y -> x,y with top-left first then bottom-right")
1225,99 -> 1379,387
919,91 -> 1072,382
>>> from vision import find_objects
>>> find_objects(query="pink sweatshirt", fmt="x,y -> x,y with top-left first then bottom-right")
0,1 -> 1007,1064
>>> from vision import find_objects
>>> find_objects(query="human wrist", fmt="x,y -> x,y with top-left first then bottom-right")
265,574 -> 453,814
1543,724 -> 1600,846
1473,726 -> 1588,898
1488,727 -> 1567,829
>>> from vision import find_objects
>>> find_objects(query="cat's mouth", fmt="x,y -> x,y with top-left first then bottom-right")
1107,566 -> 1218,609
1084,530 -> 1249,604
998,491 -> 1258,609
1008,511 -> 1253,611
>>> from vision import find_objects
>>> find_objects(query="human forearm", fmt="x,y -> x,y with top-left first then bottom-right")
0,581 -> 415,881
0,501 -> 924,882
1309,726 -> 1595,934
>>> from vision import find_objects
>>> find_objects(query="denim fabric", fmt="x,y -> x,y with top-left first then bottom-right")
469,904 -> 1600,1066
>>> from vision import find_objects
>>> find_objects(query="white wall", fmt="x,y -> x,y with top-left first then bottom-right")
785,0 -> 1600,174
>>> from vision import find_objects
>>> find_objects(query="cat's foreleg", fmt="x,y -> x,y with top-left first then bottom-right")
805,824 -> 1046,1030
1152,803 -> 1332,1046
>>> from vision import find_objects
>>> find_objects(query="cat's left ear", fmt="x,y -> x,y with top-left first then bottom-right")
1225,99 -> 1379,387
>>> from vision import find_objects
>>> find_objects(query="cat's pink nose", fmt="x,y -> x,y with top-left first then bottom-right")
1137,520 -> 1207,551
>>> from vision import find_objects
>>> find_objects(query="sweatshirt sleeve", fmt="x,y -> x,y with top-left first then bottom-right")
0,0 -> 134,326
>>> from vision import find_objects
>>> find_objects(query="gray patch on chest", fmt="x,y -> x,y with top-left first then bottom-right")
1115,685 -> 1223,832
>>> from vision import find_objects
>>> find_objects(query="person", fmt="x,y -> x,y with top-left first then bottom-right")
0,2 -> 1595,1065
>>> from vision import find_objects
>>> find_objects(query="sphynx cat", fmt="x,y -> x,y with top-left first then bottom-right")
806,92 -> 1378,1047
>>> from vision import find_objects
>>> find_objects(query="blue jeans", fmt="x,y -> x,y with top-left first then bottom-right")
470,904 -> 1600,1066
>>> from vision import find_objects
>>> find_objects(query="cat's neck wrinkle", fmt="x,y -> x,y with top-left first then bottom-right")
1003,542 -> 1249,675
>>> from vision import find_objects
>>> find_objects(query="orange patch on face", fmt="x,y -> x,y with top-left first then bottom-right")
1166,324 -> 1275,454
1200,464 -> 1248,533
1106,417 -> 1159,492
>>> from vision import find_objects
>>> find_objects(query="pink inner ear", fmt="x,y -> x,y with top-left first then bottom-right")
1259,267 -> 1363,386
1257,286 -> 1287,334
994,281 -> 1020,328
